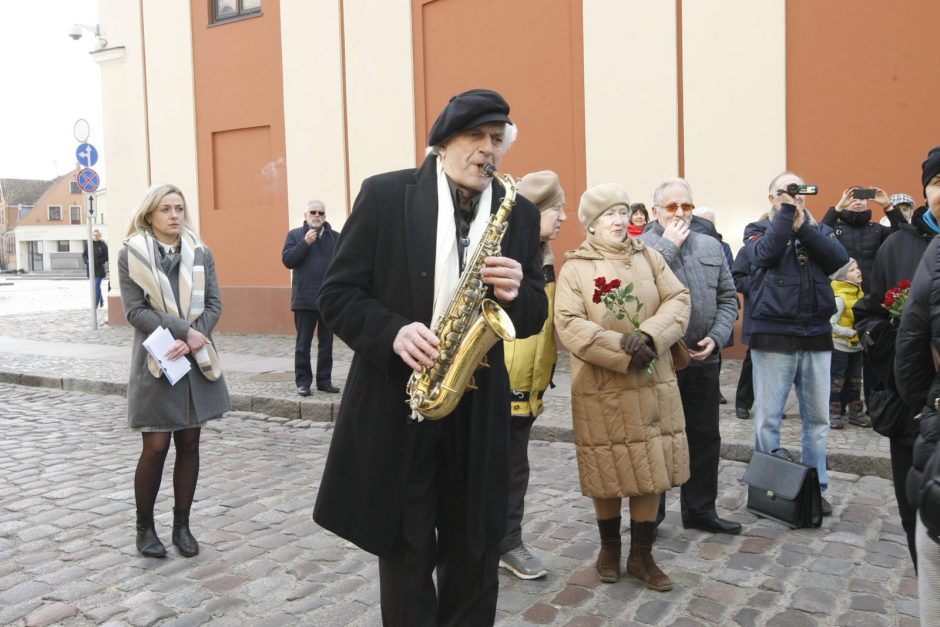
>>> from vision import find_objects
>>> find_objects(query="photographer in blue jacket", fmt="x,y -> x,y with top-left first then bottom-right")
743,172 -> 848,516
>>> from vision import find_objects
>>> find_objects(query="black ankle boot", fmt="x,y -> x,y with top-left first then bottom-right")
136,511 -> 166,558
172,507 -> 199,557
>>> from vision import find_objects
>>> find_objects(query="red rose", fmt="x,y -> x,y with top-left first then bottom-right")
595,277 -> 606,288
592,291 -> 602,304
885,294 -> 895,307
899,280 -> 911,289
608,279 -> 622,290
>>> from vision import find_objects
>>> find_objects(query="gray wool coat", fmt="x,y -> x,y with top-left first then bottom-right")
638,224 -> 738,364
118,244 -> 230,430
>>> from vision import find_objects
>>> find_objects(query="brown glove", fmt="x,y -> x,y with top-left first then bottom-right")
622,334 -> 657,370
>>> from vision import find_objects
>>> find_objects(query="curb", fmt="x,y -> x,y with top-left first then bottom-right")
1,369 -> 893,480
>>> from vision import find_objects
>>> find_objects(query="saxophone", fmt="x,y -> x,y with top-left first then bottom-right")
406,163 -> 517,421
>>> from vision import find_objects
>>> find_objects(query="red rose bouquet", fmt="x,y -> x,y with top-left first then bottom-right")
593,276 -> 655,377
883,279 -> 911,326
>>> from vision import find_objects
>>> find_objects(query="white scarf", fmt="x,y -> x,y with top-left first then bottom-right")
432,159 -> 492,328
125,229 -> 222,381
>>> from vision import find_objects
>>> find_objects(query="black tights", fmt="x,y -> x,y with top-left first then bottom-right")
134,428 -> 201,515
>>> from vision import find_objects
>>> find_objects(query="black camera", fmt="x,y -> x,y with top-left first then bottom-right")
852,188 -> 876,200
783,183 -> 818,196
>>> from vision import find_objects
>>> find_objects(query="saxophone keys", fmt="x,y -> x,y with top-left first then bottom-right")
466,377 -> 478,391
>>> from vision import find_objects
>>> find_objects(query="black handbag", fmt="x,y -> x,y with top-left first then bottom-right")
742,451 -> 823,529
868,381 -> 915,439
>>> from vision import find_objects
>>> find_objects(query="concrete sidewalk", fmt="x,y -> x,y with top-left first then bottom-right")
0,308 -> 891,478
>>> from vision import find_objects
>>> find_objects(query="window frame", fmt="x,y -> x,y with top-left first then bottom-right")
48,205 -> 62,221
69,181 -> 80,194
69,205 -> 81,225
210,0 -> 261,25
57,240 -> 69,253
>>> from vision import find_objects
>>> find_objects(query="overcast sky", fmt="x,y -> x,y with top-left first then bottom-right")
0,0 -> 104,183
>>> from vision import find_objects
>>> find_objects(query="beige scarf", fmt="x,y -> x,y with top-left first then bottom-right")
125,229 -> 222,381
432,158 -> 492,328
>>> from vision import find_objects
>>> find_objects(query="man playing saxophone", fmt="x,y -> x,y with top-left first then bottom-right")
313,88 -> 547,626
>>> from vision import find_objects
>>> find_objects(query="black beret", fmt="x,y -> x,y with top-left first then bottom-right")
427,88 -> 512,147
923,145 -> 940,195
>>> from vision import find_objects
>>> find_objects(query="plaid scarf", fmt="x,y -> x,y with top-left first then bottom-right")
125,229 -> 222,381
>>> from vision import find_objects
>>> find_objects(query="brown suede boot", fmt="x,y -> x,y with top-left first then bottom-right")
595,516 -> 621,583
627,520 -> 672,591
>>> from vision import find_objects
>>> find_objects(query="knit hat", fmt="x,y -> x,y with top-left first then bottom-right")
830,257 -> 858,281
578,183 -> 631,226
517,171 -> 564,212
427,89 -> 512,147
922,146 -> 940,196
890,193 -> 915,207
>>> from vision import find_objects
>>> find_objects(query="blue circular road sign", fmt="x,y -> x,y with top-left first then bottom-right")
77,168 -> 100,193
76,143 -> 98,168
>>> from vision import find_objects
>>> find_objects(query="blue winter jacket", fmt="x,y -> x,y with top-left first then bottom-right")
744,204 -> 848,338
282,221 -> 338,311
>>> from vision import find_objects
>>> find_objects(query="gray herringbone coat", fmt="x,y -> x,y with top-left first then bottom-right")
118,244 -> 229,430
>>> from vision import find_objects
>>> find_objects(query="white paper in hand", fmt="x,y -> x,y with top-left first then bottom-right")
142,326 -> 192,385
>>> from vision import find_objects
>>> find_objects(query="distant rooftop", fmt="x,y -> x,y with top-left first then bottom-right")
0,178 -> 53,207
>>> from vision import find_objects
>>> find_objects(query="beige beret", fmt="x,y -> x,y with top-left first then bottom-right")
517,170 -> 564,212
578,183 -> 631,226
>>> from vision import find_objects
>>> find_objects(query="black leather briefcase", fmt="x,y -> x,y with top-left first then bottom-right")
742,450 -> 823,529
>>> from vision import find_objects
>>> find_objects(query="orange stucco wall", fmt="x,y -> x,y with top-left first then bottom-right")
190,1 -> 292,333
412,0 -> 587,266
787,0 -> 940,218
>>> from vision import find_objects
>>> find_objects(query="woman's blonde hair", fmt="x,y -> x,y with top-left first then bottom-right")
126,183 -> 197,237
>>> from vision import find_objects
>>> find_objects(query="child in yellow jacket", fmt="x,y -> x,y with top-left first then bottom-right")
829,258 -> 868,428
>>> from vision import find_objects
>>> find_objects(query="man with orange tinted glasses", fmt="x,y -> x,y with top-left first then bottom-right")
639,178 -> 740,535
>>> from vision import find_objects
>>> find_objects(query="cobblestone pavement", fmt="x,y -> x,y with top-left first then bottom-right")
0,384 -> 919,626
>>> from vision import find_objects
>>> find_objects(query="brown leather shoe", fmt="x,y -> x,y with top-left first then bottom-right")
627,520 -> 672,591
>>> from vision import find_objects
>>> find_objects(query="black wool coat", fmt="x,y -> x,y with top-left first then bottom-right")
281,221 -> 338,311
312,155 -> 547,559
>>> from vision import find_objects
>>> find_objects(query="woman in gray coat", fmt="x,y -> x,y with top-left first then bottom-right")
118,183 -> 229,558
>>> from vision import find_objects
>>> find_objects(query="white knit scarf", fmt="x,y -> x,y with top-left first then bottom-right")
125,229 -> 222,381
432,158 -> 492,328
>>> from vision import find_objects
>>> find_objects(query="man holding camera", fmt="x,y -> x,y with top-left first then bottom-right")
743,172 -> 848,515
282,200 -> 340,396
821,186 -> 897,293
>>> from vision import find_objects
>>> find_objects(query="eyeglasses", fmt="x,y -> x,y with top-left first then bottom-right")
655,203 -> 694,214
308,210 -> 325,216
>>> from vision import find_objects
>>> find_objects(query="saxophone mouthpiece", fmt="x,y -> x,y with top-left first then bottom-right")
483,163 -> 497,177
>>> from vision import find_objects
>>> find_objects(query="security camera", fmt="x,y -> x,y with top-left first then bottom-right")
68,25 -> 83,40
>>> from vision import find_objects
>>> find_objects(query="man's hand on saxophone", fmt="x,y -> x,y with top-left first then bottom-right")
481,255 -> 523,303
393,322 -> 440,371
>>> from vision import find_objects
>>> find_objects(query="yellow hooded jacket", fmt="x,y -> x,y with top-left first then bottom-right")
504,257 -> 557,417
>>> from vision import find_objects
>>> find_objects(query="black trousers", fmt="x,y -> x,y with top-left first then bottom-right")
890,438 -> 917,567
498,414 -> 536,555
378,419 -> 499,627
735,348 -> 754,411
677,362 -> 722,519
293,309 -> 333,388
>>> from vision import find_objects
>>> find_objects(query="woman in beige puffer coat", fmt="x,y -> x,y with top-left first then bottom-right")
555,183 -> 691,591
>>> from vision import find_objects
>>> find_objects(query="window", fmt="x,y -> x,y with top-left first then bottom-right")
57,241 -> 69,252
48,205 -> 62,221
19,205 -> 32,219
69,181 -> 80,194
212,0 -> 260,23
70,206 -> 81,224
